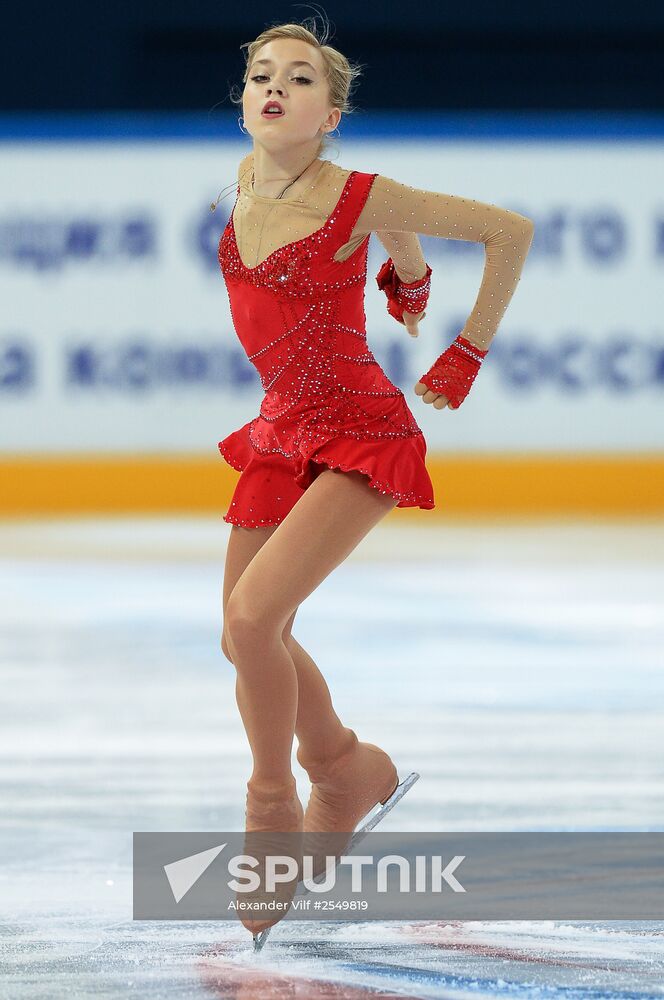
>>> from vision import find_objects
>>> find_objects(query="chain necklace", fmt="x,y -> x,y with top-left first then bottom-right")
251,159 -> 314,199
240,155 -> 324,269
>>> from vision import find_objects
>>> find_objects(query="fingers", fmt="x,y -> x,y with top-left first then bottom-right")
413,381 -> 450,408
403,310 -> 426,338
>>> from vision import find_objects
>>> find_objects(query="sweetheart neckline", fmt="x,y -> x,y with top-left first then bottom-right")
228,170 -> 357,273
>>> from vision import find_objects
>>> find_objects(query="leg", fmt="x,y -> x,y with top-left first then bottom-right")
224,467 -> 398,790
284,635 -> 352,770
221,526 -> 351,770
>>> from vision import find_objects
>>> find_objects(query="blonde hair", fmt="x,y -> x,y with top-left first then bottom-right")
229,11 -> 365,159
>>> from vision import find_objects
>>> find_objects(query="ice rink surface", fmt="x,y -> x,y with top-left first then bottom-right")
1,515 -> 663,999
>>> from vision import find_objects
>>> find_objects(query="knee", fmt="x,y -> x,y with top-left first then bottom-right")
220,626 -> 234,663
221,619 -> 292,664
223,596 -> 278,657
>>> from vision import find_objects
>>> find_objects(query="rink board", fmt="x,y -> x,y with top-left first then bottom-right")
1,452 -> 664,515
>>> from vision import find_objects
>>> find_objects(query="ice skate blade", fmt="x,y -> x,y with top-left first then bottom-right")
251,771 -> 419,952
350,770 -> 420,842
293,770 -> 419,897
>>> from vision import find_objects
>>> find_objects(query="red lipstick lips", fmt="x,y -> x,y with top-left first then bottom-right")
262,100 -> 285,117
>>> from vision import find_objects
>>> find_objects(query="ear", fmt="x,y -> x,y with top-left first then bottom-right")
324,108 -> 342,132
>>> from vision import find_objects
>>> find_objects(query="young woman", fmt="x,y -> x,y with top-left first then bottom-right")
213,18 -> 535,938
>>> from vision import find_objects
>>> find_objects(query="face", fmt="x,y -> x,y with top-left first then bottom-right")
242,38 -> 341,148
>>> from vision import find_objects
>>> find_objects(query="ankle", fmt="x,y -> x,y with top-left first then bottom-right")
296,726 -> 358,775
247,773 -> 297,801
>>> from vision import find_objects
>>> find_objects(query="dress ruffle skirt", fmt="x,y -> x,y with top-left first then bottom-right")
218,395 -> 435,528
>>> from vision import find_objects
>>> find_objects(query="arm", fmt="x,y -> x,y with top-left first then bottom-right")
374,230 -> 429,337
355,173 -> 535,353
375,230 -> 428,284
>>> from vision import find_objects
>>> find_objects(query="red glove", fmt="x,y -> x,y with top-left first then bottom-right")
375,258 -> 432,325
418,334 -> 489,409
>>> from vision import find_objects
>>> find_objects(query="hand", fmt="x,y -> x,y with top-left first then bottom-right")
402,309 -> 426,339
375,258 -> 432,330
413,378 -> 450,409
414,335 -> 489,411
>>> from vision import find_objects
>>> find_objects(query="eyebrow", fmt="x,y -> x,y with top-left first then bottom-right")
252,59 -> 318,73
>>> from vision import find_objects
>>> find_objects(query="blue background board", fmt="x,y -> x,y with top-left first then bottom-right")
2,111 -> 664,141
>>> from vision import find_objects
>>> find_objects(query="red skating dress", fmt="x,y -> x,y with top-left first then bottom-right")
217,168 -> 435,528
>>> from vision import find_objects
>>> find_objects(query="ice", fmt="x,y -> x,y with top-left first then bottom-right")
0,515 -> 663,998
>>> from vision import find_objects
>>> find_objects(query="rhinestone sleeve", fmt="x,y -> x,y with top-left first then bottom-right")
353,173 -> 535,351
375,229 -> 429,284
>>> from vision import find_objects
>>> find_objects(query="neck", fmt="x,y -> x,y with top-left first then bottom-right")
251,141 -> 322,198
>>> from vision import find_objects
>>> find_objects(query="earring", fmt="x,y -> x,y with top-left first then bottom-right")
323,125 -> 341,138
238,116 -> 249,135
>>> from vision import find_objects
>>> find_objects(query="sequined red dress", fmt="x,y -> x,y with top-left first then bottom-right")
217,169 -> 435,528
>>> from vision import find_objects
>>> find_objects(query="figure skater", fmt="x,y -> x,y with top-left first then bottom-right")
211,16 -> 535,941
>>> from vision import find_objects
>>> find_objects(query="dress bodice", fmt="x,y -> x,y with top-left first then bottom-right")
217,169 -> 382,398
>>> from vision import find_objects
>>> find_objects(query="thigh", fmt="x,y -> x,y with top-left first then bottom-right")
225,466 -> 398,633
221,525 -> 298,659
222,524 -> 276,617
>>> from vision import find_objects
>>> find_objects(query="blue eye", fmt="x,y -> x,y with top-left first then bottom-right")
250,74 -> 312,85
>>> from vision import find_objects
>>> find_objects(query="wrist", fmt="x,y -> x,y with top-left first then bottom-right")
395,263 -> 432,313
376,257 -> 432,323
393,263 -> 429,284
458,331 -> 490,357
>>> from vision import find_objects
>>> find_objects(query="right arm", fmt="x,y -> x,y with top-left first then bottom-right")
375,230 -> 429,284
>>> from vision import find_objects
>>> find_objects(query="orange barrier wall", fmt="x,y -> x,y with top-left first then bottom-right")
2,453 -> 663,517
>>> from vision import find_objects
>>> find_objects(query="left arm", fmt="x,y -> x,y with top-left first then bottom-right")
355,173 -> 535,353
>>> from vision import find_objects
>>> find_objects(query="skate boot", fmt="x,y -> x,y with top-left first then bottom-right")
296,728 -> 399,881
237,774 -> 303,939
